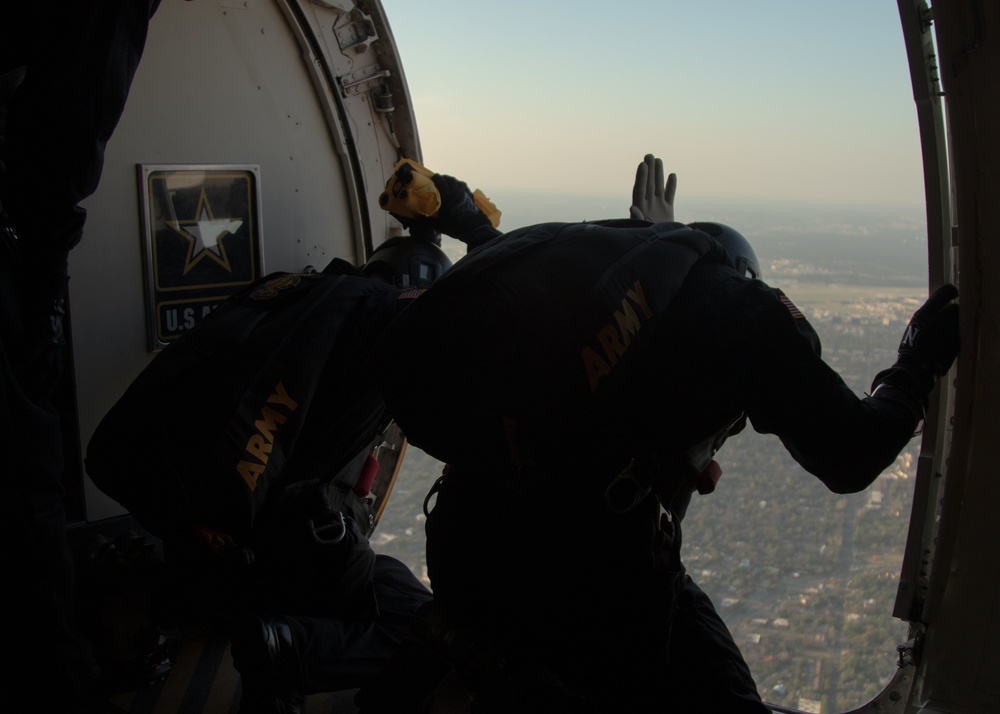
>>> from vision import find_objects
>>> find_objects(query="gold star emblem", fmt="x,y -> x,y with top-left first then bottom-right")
166,188 -> 244,274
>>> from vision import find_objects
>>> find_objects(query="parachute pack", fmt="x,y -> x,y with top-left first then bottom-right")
372,220 -> 721,473
86,270 -> 402,541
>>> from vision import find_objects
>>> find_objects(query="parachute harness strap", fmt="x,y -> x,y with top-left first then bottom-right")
423,473 -> 448,517
604,459 -> 652,514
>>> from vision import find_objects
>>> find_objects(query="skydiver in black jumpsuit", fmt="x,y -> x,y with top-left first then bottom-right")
366,155 -> 959,713
86,242 -> 455,713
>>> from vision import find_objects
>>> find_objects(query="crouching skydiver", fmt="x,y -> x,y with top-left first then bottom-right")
357,154 -> 960,713
86,233 -> 464,713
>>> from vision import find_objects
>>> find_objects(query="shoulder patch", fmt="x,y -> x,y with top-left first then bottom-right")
397,288 -> 427,301
250,274 -> 302,300
777,290 -> 804,319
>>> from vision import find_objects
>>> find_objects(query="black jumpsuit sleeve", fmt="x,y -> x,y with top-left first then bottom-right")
728,277 -> 918,493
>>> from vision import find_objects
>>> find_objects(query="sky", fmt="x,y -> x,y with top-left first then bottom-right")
379,1 -> 926,216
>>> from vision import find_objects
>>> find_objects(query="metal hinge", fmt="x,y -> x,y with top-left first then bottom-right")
341,65 -> 391,96
334,8 -> 378,54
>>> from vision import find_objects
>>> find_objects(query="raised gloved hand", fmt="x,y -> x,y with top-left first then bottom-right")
630,154 -> 677,223
872,283 -> 959,403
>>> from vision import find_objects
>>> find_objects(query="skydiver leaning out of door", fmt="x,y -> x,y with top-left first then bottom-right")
85,232 -> 478,714
363,154 -> 961,713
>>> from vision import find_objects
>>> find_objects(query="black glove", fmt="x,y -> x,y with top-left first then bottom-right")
259,479 -> 335,525
253,482 -> 375,616
899,283 -> 960,375
431,173 -> 487,230
253,480 -> 355,573
872,283 -> 959,402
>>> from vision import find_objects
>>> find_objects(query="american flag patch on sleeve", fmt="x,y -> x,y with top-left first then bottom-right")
398,288 -> 427,301
778,290 -> 804,319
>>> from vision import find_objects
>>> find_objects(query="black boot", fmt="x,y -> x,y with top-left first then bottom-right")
230,616 -> 305,714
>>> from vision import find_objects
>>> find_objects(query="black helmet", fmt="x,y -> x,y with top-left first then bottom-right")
688,222 -> 761,280
362,236 -> 452,288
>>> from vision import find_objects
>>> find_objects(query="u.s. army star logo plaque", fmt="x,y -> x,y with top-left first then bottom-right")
139,165 -> 263,350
